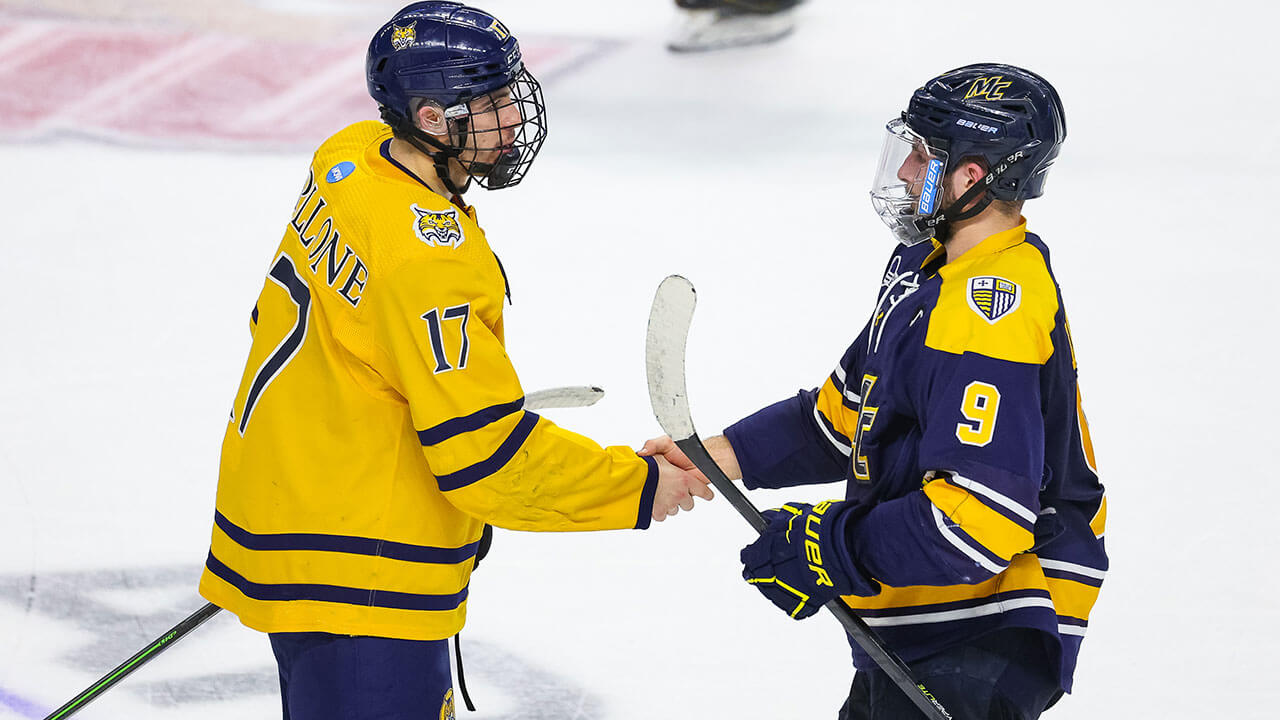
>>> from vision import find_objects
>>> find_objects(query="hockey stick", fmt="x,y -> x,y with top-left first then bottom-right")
525,384 -> 605,411
42,602 -> 220,720
644,275 -> 953,720
39,384 -> 607,720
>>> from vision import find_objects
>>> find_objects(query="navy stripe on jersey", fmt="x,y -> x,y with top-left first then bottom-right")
435,411 -> 540,492
205,552 -> 468,612
380,139 -> 434,191
857,588 -> 1051,620
417,397 -> 524,446
1057,615 -> 1089,637
634,455 -> 659,530
214,512 -> 479,565
859,589 -> 1054,628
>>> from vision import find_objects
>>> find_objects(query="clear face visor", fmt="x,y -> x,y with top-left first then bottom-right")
869,117 -> 950,246
446,66 -> 548,190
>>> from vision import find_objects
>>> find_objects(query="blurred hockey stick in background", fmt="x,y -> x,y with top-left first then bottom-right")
39,384 -> 607,720
644,275 -> 952,720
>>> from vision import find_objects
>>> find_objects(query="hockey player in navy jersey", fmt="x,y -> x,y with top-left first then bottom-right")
645,64 -> 1107,718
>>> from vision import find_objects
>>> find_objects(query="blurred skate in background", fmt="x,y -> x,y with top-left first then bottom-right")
667,0 -> 805,52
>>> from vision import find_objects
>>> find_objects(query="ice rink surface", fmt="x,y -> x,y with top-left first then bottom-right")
2,0 -> 1278,717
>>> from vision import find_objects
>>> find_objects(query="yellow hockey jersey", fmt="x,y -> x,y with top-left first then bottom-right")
199,121 -> 657,641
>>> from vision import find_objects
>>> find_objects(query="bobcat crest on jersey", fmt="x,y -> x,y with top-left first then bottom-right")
967,276 -> 1021,323
412,205 -> 465,248
202,122 -> 658,647
439,688 -> 456,720
391,22 -> 416,51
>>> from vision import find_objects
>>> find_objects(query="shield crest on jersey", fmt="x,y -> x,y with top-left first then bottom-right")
967,276 -> 1021,323
411,205 -> 465,248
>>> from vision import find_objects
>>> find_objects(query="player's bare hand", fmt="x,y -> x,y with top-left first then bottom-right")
641,434 -> 743,483
639,435 -> 708,482
649,453 -> 714,522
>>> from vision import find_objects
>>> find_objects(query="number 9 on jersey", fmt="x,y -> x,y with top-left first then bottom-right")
955,381 -> 1001,447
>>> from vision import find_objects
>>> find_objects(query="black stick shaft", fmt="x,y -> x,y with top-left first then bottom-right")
676,435 -> 953,720
42,603 -> 222,720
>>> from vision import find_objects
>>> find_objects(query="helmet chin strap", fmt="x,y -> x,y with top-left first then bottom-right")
380,106 -> 474,198
924,182 -> 994,242
913,149 -> 1028,241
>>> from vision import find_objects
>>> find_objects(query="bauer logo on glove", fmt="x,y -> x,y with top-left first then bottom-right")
739,500 -> 869,619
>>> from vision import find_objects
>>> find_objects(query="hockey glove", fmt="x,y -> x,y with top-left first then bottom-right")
740,500 -> 857,619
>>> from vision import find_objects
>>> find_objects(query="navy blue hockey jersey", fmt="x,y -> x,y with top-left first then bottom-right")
725,223 -> 1107,691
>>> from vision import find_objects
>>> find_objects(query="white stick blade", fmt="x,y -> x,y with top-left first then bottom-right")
645,275 -> 697,440
524,385 -> 605,411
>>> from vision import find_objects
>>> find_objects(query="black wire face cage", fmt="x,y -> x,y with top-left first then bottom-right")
449,68 -> 547,190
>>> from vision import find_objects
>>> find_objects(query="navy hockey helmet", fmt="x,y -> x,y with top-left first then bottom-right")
366,2 -> 547,193
870,63 -> 1066,246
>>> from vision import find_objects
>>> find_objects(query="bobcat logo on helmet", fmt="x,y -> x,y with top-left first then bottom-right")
411,204 -> 465,248
391,21 -> 416,51
967,276 -> 1021,323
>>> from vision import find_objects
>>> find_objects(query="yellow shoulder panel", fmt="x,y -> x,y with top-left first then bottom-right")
315,121 -> 391,164
925,241 -> 1060,364
303,122 -> 494,278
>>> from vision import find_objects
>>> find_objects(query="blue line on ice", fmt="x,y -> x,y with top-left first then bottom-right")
0,685 -> 43,720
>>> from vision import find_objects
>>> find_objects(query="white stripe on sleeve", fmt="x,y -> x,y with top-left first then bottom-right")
1039,558 -> 1107,581
812,404 -> 852,457
947,472 -> 1038,525
930,505 -> 1006,575
863,596 -> 1055,627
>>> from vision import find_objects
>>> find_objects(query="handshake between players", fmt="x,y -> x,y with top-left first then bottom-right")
646,441 -> 716,522
192,4 -> 1100,720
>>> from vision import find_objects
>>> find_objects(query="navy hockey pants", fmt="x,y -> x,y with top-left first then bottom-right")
269,632 -> 454,720
837,629 -> 1064,720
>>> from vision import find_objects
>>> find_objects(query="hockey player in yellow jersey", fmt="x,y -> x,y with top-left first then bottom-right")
646,64 -> 1106,718
197,4 -> 712,718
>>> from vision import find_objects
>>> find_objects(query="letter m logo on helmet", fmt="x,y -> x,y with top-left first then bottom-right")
964,76 -> 1013,101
